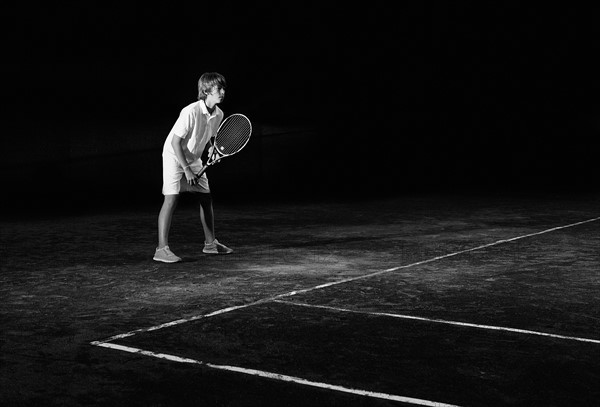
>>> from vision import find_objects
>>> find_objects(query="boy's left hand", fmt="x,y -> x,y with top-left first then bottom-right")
208,146 -> 223,163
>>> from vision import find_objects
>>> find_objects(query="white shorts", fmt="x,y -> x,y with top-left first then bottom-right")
162,154 -> 210,195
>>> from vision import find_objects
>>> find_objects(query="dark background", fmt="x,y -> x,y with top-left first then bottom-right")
2,3 -> 598,215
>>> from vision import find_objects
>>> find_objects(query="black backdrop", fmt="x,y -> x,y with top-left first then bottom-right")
2,3 -> 598,213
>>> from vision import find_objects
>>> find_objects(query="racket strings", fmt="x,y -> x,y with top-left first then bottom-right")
215,115 -> 251,155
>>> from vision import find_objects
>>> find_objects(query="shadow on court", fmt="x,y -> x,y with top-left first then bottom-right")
1,193 -> 599,406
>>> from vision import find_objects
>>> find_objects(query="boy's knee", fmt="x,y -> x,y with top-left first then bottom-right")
197,192 -> 212,207
163,194 -> 178,206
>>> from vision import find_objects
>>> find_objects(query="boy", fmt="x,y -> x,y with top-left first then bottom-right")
154,72 -> 233,263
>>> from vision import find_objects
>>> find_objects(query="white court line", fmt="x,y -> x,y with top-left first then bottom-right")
90,217 -> 599,404
93,341 -> 462,407
93,216 -> 600,344
273,300 -> 600,345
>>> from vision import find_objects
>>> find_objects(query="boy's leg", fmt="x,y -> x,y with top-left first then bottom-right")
156,152 -> 186,263
158,194 -> 178,249
198,193 -> 233,254
198,192 -> 215,244
154,194 -> 181,263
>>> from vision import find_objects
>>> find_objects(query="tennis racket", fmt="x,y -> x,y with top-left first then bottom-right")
196,113 -> 252,177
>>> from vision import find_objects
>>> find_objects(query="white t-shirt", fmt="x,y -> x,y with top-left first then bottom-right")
162,100 -> 224,165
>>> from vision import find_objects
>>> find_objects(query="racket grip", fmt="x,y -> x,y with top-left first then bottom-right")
195,165 -> 208,177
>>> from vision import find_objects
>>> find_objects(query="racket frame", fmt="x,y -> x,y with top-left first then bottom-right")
195,113 -> 252,177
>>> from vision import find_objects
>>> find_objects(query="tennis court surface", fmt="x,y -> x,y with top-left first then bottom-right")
1,193 -> 599,406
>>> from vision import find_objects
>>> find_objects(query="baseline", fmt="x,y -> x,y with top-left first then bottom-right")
93,341 -> 462,407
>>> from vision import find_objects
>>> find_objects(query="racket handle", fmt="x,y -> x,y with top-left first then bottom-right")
195,165 -> 208,177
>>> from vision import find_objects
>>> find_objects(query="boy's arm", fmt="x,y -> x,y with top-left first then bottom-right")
171,136 -> 197,184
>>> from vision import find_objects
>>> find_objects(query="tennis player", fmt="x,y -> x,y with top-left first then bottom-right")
154,72 -> 233,263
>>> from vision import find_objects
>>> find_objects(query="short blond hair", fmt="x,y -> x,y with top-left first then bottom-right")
198,72 -> 227,100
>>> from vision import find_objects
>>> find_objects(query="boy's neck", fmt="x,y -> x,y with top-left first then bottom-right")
205,100 -> 216,114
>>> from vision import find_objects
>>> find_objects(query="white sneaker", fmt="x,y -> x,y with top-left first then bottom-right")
203,239 -> 233,255
153,246 -> 182,263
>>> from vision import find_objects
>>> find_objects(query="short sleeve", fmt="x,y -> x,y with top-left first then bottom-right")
171,106 -> 195,138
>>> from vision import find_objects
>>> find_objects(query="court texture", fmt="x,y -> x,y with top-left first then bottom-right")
1,193 -> 599,406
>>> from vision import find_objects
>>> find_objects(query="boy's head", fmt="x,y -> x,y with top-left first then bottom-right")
198,72 -> 227,101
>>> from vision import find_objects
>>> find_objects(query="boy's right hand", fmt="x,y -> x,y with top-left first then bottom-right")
184,167 -> 198,185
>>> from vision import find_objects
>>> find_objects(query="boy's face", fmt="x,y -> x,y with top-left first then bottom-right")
206,86 -> 225,105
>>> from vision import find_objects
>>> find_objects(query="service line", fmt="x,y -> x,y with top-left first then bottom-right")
273,300 -> 600,345
92,216 -> 600,344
